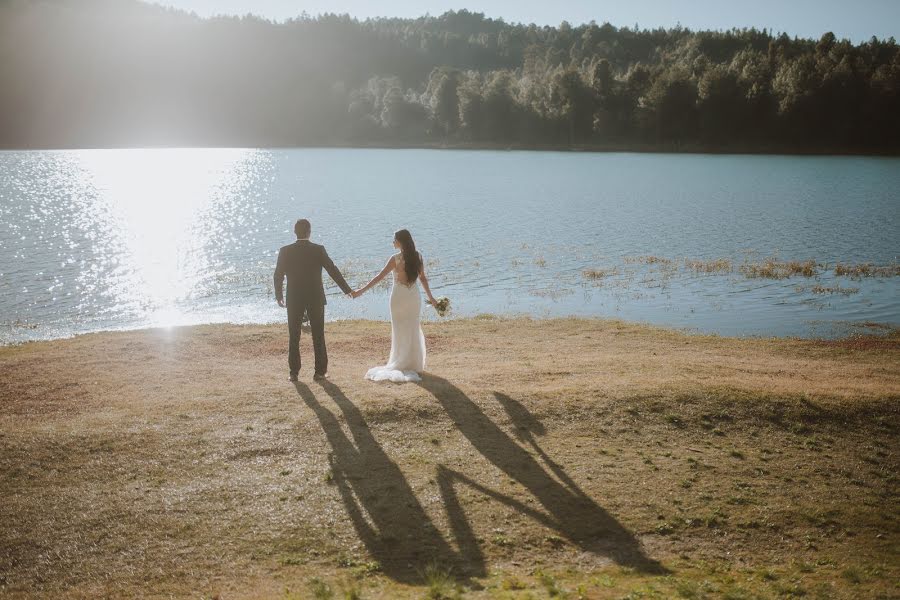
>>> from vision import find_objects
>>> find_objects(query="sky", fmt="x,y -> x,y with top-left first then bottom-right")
151,0 -> 900,42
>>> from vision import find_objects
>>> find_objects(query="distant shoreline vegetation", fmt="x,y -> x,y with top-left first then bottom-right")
7,142 -> 899,157
1,1 -> 899,154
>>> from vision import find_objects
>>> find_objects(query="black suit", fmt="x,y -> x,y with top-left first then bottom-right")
274,239 -> 352,376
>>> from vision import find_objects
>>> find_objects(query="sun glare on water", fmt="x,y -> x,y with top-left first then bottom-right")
74,148 -> 255,328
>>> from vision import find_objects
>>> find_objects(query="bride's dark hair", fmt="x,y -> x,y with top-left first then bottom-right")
395,229 -> 421,283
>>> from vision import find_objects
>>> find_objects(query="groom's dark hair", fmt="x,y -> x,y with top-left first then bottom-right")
294,219 -> 311,238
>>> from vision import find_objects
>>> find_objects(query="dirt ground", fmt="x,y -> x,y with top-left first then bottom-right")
1,318 -> 897,599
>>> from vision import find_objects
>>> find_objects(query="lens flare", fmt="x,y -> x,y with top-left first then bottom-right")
74,148 -> 254,327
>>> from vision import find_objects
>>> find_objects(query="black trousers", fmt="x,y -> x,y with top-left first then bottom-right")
287,299 -> 327,376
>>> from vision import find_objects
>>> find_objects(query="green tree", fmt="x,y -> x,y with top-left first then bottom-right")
644,71 -> 699,143
458,73 -> 486,138
481,71 -> 520,141
425,67 -> 462,137
697,65 -> 746,143
551,68 -> 595,143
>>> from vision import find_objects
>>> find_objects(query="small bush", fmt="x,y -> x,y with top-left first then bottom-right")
422,562 -> 458,600
308,578 -> 334,600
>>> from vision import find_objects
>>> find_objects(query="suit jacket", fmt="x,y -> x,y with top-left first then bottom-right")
274,239 -> 352,306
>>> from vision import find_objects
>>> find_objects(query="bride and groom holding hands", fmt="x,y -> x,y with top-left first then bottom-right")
273,218 -> 440,384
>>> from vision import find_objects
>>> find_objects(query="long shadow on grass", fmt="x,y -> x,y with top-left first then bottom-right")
417,375 -> 668,574
294,380 -> 486,583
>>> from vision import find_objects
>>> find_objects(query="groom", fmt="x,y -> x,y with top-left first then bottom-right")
274,219 -> 353,382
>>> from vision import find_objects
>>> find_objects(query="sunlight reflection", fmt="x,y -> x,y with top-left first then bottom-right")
75,148 -> 254,327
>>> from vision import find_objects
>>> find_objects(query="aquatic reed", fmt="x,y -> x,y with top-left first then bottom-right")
625,255 -> 675,266
684,258 -> 733,274
740,258 -> 818,279
834,262 -> 900,278
810,285 -> 859,295
583,267 -> 619,280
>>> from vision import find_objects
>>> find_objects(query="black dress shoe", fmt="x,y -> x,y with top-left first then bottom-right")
289,374 -> 299,382
313,372 -> 328,380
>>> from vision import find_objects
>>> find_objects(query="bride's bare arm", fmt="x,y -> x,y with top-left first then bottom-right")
353,256 -> 395,298
419,255 -> 437,304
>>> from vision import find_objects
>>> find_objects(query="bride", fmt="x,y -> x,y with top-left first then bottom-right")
351,229 -> 437,382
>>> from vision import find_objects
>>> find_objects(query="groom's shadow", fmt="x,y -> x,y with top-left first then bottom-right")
293,380 -> 486,583
294,375 -> 666,582
416,375 -> 668,574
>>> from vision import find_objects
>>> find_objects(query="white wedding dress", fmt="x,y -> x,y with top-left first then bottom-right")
365,254 -> 426,383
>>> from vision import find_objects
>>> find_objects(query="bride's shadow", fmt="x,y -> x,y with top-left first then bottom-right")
416,374 -> 668,574
294,375 -> 666,583
293,380 -> 485,583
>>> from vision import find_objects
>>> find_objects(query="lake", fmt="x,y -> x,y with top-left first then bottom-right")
0,148 -> 898,344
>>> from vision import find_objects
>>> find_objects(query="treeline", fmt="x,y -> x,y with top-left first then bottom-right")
1,0 -> 899,152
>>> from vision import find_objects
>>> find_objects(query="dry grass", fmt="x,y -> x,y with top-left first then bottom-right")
528,287 -> 573,299
834,262 -> 900,278
592,256 -> 898,283
684,258 -> 733,274
809,284 -> 860,295
740,257 -> 819,279
582,267 -> 618,280
1,318 -> 898,599
624,255 -> 675,266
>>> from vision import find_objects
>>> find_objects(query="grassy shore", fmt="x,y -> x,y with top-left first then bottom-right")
1,318 -> 898,599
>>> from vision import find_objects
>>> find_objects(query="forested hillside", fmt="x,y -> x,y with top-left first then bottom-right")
1,0 -> 898,152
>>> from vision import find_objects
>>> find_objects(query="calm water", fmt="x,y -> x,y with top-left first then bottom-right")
1,148 -> 898,344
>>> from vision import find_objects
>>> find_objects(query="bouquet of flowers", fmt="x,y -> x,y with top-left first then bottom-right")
428,296 -> 451,317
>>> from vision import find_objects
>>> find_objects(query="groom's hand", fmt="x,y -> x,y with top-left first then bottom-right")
277,298 -> 285,308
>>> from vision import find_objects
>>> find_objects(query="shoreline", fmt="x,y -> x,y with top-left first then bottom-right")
3,314 -> 898,349
3,142 -> 900,157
